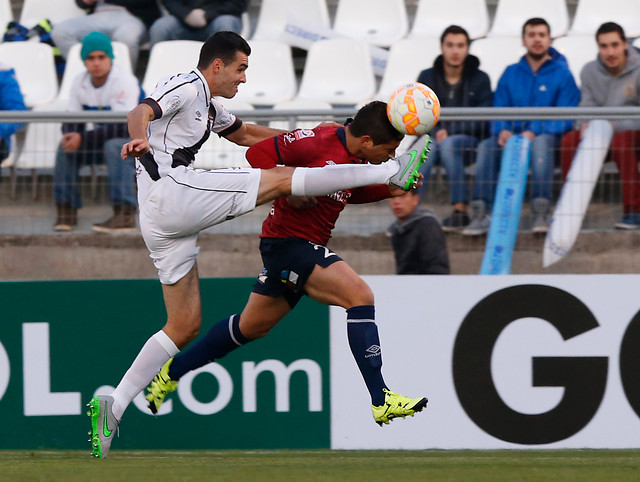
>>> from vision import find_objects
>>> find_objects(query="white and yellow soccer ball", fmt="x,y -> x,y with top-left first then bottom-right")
386,82 -> 441,136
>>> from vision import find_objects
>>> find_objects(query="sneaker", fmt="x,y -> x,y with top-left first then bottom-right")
462,200 -> 491,236
146,358 -> 178,415
442,209 -> 470,232
615,212 -> 640,230
389,135 -> 432,191
531,198 -> 551,234
372,388 -> 428,426
53,203 -> 77,232
92,204 -> 137,234
87,395 -> 119,459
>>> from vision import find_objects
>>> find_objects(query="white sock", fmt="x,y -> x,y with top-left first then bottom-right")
110,330 -> 179,420
290,161 -> 400,196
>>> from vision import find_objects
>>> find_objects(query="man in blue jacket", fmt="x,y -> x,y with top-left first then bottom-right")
463,17 -> 580,236
417,25 -> 492,232
0,63 -> 26,167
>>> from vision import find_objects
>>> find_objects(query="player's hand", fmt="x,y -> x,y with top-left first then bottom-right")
497,129 -> 513,147
435,129 -> 448,143
121,138 -> 149,160
61,132 -> 82,153
286,195 -> 317,209
521,130 -> 536,142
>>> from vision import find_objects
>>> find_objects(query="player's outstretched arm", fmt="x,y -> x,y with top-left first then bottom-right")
121,103 -> 155,159
226,122 -> 287,147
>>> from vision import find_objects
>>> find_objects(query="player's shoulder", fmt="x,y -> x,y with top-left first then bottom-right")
151,71 -> 200,100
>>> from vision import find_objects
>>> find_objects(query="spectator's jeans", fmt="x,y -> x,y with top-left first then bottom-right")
471,134 -> 561,207
561,129 -> 640,213
149,15 -> 242,48
54,138 -> 137,210
51,8 -> 146,67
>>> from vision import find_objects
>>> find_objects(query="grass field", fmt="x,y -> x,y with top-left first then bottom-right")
1,450 -> 639,481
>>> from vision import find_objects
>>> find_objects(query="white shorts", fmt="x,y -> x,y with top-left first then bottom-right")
137,164 -> 261,285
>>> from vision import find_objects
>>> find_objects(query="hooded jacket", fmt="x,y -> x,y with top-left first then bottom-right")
491,47 -> 580,136
0,64 -> 27,154
417,54 -> 492,138
578,46 -> 640,132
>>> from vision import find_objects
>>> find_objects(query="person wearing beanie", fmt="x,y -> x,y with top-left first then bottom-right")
53,31 -> 143,233
51,0 -> 162,69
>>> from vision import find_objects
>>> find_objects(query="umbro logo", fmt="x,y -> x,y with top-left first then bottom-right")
365,345 -> 381,358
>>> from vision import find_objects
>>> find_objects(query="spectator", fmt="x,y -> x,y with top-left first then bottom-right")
387,190 -> 450,274
53,32 -> 141,233
561,22 -> 640,229
0,62 -> 26,168
51,0 -> 162,69
416,25 -> 492,232
463,17 -> 580,236
149,0 -> 248,48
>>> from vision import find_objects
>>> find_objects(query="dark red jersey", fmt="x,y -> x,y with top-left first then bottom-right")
246,125 -> 392,245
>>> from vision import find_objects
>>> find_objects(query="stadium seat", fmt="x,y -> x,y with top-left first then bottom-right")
634,38 -> 640,49
409,0 -> 489,40
233,40 -> 296,106
252,0 -> 330,41
0,134 -> 17,169
469,37 -> 526,91
0,42 -> 58,107
142,40 -> 202,94
552,36 -> 598,87
332,0 -> 408,48
296,38 -> 376,106
19,0 -> 85,28
568,0 -> 640,37
193,100 -> 253,170
376,37 -> 441,102
488,0 -> 569,38
58,42 -> 133,101
0,0 -> 12,32
268,98 -> 333,130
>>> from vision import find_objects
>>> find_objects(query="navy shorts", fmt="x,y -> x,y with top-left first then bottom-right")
252,237 -> 342,308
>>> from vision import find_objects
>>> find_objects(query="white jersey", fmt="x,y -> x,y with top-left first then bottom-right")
140,69 -> 241,180
67,64 -> 140,113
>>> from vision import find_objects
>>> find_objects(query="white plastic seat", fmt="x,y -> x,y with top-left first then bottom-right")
552,36 -> 598,87
233,40 -> 296,106
252,0 -> 330,41
19,0 -> 85,27
410,0 -> 489,40
333,0 -> 408,47
58,42 -> 133,102
634,38 -> 640,49
469,37 -> 526,91
0,42 -> 58,107
376,37 -> 441,102
296,39 -> 376,106
142,40 -> 202,94
569,0 -> 640,37
489,0 -> 569,38
268,99 -> 333,130
0,0 -> 12,31
193,100 -> 254,170
0,135 -> 17,169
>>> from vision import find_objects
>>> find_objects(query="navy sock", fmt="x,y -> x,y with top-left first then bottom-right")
168,314 -> 250,380
346,305 -> 388,406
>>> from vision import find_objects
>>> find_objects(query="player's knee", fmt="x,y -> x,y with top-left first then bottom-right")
240,323 -> 271,340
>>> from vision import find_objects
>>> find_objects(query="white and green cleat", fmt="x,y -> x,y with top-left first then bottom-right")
372,388 -> 428,426
388,135 -> 433,191
146,358 -> 178,415
87,395 -> 119,458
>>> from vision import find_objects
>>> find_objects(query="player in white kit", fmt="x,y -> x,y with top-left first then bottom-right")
87,31 -> 429,458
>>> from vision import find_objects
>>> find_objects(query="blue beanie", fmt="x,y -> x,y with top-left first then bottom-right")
80,32 -> 114,61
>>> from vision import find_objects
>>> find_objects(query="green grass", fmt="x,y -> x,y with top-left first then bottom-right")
1,450 -> 639,481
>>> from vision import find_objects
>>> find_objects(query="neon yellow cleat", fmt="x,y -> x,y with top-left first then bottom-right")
145,358 -> 178,414
372,388 -> 428,426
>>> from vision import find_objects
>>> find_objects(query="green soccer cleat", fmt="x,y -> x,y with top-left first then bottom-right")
87,395 -> 119,458
388,135 -> 433,191
372,388 -> 428,426
146,358 -> 178,415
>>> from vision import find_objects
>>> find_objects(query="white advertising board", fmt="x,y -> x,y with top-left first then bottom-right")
330,275 -> 640,449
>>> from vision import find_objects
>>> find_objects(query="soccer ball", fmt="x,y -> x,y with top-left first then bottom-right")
387,82 -> 440,135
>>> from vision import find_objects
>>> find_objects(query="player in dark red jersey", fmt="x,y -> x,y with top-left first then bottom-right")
146,101 -> 430,426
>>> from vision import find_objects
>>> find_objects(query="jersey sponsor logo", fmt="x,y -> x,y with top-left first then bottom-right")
195,110 -> 202,122
282,129 -> 315,145
167,94 -> 181,112
328,190 -> 351,204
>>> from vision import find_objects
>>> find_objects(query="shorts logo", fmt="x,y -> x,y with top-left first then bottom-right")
257,267 -> 268,284
365,345 -> 381,358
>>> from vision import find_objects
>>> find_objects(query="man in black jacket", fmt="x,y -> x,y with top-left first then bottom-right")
51,0 -> 162,68
149,0 -> 248,48
417,25 -> 493,232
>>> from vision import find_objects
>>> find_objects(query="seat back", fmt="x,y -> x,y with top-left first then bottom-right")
253,0 -> 330,41
0,42 -> 58,106
269,99 -> 333,130
489,0 -> 569,38
552,35 -> 598,87
142,40 -> 202,95
19,0 -> 85,27
333,0 -> 408,47
410,0 -> 489,40
0,0 -> 12,31
469,37 -> 526,91
15,99 -> 66,170
569,0 -> 640,37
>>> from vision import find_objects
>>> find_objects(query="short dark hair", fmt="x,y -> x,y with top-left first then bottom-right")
522,17 -> 550,36
440,25 -> 470,46
349,101 -> 404,145
596,22 -> 627,42
198,31 -> 251,70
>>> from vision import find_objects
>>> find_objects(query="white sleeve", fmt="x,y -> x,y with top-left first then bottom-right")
66,74 -> 84,112
209,97 -> 239,134
109,72 -> 141,112
147,79 -> 198,119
